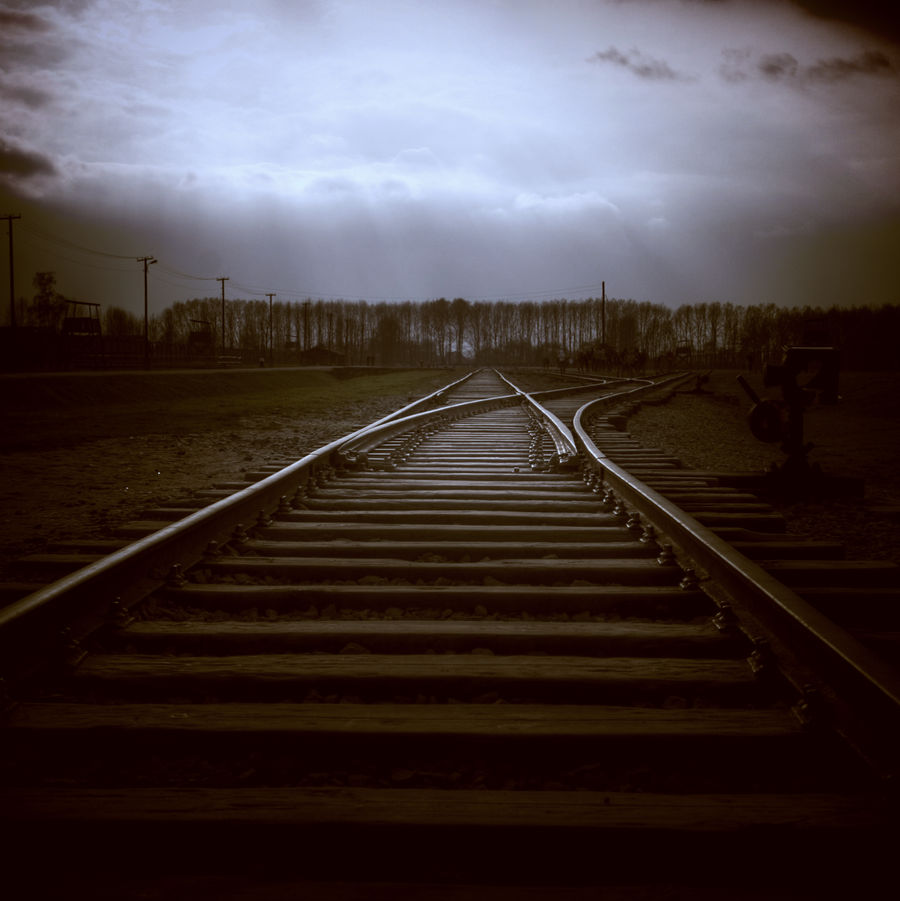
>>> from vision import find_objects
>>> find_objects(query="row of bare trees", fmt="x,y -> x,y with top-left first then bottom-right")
144,296 -> 896,369
14,274 -> 899,370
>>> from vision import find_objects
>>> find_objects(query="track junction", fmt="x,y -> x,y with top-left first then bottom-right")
1,367 -> 897,897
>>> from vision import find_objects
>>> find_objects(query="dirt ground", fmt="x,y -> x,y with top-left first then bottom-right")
1,367 -> 898,581
0,367 -> 449,580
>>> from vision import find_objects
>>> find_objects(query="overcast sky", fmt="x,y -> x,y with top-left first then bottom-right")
1,0 -> 898,320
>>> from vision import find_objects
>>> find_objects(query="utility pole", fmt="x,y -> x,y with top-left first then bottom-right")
2,214 -> 21,330
266,293 -> 276,364
138,256 -> 157,369
304,299 -> 310,352
601,280 -> 606,347
217,276 -> 229,356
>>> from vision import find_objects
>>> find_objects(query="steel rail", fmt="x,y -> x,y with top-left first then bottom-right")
336,395 -> 521,462
0,365 -> 614,674
0,366 -> 607,682
572,396 -> 900,777
0,379 -> 463,682
344,368 -> 480,442
491,370 -> 578,464
502,370 -> 689,469
337,365 -> 585,466
0,372 -> 543,681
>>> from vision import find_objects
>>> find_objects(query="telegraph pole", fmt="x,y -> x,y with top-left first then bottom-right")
266,293 -> 276,364
217,276 -> 229,355
138,256 -> 157,369
304,299 -> 310,351
2,214 -> 21,330
601,280 -> 606,346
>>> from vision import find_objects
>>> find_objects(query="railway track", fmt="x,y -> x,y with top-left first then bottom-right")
1,368 -> 897,898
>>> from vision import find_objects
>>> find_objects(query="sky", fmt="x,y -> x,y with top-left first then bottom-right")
1,0 -> 899,321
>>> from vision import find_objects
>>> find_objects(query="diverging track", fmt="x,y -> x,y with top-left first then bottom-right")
1,368 -> 896,895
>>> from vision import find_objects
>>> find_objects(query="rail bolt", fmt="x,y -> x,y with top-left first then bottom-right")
678,568 -> 699,590
230,523 -> 249,548
106,597 -> 134,630
58,627 -> 86,670
712,603 -> 738,634
748,637 -> 775,677
656,544 -> 676,566
792,684 -> 824,729
166,564 -> 187,588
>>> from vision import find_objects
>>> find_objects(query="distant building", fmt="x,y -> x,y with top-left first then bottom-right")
298,344 -> 347,366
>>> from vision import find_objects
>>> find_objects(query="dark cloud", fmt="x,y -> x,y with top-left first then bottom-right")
0,8 -> 51,31
792,1 -> 900,45
588,46 -> 692,81
721,48 -> 897,84
0,3 -> 71,69
0,138 -> 57,178
0,83 -> 54,108
807,49 -> 895,81
2,0 -> 92,16
758,52 -> 800,80
718,48 -> 751,83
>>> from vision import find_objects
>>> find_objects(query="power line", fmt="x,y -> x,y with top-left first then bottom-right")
12,222 -> 611,305
16,230 -> 136,273
155,262 -> 218,282
19,222 -> 136,260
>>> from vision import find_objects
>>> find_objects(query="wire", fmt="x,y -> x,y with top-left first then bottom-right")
482,284 -> 608,300
17,222 -> 610,303
16,231 -> 138,273
20,222 -> 138,260
155,263 -> 219,282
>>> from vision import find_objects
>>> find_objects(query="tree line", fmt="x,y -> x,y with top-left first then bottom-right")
148,296 -> 900,370
14,273 -> 900,370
